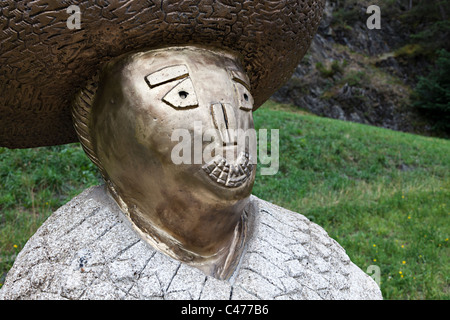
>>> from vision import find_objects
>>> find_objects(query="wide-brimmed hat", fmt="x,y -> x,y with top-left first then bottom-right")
0,0 -> 324,148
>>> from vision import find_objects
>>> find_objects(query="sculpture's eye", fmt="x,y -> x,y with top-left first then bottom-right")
145,65 -> 199,109
228,69 -> 253,112
235,83 -> 253,112
162,78 -> 199,109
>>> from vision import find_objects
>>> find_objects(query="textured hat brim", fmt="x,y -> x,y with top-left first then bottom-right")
0,0 -> 324,148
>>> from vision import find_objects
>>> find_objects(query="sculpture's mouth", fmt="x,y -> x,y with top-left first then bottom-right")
202,152 -> 254,188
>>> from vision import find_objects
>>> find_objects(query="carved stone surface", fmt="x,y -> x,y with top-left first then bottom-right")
0,0 -> 325,149
0,186 -> 382,300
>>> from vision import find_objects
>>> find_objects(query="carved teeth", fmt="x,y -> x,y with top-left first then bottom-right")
202,152 -> 253,188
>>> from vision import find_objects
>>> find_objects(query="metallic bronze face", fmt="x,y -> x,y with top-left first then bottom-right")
84,46 -> 256,279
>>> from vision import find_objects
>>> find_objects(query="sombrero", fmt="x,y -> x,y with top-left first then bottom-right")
0,0 -> 324,148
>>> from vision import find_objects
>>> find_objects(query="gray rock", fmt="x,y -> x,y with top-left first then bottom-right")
0,186 -> 382,300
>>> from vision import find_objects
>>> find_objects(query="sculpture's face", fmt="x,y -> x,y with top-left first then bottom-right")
90,47 -> 255,262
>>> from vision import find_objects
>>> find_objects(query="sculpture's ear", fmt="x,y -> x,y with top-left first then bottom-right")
71,72 -> 106,179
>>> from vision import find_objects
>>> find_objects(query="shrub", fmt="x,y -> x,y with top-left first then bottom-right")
412,49 -> 450,133
330,1 -> 361,28
316,60 -> 344,78
342,71 -> 368,87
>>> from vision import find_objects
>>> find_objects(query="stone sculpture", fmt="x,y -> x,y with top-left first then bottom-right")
0,0 -> 382,299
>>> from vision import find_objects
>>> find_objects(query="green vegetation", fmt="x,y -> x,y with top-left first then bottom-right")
1,101 -> 449,299
412,49 -> 450,133
253,102 -> 449,300
401,2 -> 450,56
0,145 -> 102,285
394,43 -> 425,59
322,0 -> 450,137
315,60 -> 346,78
330,0 -> 361,28
330,0 -> 450,58
340,70 -> 368,87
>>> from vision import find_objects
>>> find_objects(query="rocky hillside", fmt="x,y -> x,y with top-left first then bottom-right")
272,0 -> 450,136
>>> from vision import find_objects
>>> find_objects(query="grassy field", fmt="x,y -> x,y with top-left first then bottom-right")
1,101 -> 449,299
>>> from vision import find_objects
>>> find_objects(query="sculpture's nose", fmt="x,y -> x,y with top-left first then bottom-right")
211,103 -> 238,146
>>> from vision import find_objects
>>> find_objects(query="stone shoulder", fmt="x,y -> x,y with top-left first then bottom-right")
0,187 -> 382,300
234,196 -> 382,299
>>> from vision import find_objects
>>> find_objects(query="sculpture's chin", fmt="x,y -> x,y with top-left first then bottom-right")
104,176 -> 253,280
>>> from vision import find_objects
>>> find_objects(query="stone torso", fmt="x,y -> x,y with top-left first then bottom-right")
0,186 -> 382,300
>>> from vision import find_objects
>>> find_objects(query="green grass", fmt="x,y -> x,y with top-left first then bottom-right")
253,101 -> 449,300
1,100 -> 449,299
0,145 -> 102,286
